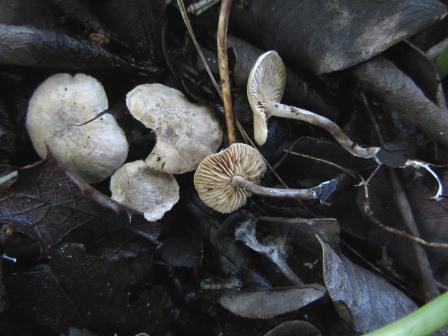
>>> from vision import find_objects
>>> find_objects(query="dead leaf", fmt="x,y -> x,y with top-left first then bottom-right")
264,320 -> 321,336
406,170 -> 448,278
60,328 -> 98,336
5,264 -> 84,333
50,242 -> 171,335
158,237 -> 203,269
318,237 -> 417,333
0,153 -> 159,252
230,0 -> 447,74
219,286 -> 325,319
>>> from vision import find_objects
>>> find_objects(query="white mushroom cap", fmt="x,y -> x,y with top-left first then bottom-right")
126,83 -> 223,174
194,143 -> 267,213
110,160 -> 179,221
247,51 -> 286,146
26,73 -> 128,183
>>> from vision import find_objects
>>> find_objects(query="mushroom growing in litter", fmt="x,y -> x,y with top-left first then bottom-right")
110,160 -> 179,221
194,143 -> 349,213
248,51 -> 380,158
126,83 -> 223,174
26,73 -> 128,183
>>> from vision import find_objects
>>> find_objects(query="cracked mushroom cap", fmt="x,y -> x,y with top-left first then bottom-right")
247,51 -> 286,146
194,143 -> 267,213
110,160 -> 179,221
26,73 -> 128,183
126,83 -> 223,174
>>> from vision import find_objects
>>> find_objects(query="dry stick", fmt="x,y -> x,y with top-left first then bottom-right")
177,0 -> 222,97
362,93 -> 440,301
217,0 -> 237,144
389,170 -> 440,300
359,185 -> 448,249
285,146 -> 448,249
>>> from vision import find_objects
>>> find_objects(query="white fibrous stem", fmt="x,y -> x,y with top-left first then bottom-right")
405,159 -> 446,200
231,175 -> 317,200
266,101 -> 380,159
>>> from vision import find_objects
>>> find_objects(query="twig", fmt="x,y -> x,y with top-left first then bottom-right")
388,170 -> 440,300
359,183 -> 448,249
217,0 -> 237,144
188,0 -> 221,15
177,0 -> 222,97
258,216 -> 337,225
362,92 -> 440,301
283,149 -> 359,180
281,141 -> 448,249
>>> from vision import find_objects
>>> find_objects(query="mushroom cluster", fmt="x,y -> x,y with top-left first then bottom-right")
110,83 -> 222,220
193,51 -> 363,214
27,76 -> 223,221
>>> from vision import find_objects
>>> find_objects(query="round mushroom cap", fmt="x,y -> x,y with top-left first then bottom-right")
126,83 -> 223,174
194,143 -> 267,213
110,160 -> 179,222
26,73 -> 128,183
247,51 -> 286,146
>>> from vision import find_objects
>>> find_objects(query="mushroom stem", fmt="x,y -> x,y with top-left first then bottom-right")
231,175 -> 317,200
266,101 -> 380,159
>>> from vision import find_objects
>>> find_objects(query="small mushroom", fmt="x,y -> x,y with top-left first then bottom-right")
248,51 -> 380,158
26,73 -> 128,183
194,143 -> 345,213
126,83 -> 223,174
110,160 -> 179,221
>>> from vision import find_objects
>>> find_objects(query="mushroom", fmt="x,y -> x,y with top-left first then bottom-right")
110,160 -> 179,221
194,143 -> 347,213
248,51 -> 380,158
26,73 -> 128,183
126,83 -> 223,174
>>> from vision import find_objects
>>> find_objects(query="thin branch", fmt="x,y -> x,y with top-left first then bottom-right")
283,149 -> 360,180
217,0 -> 237,144
362,92 -> 441,301
359,183 -> 448,249
177,0 -> 222,97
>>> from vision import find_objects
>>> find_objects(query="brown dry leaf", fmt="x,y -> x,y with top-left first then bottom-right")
0,153 -> 159,252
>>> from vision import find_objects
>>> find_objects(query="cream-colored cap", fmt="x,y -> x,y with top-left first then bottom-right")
110,160 -> 179,221
126,83 -> 223,174
26,73 -> 128,183
194,143 -> 266,213
247,51 -> 286,146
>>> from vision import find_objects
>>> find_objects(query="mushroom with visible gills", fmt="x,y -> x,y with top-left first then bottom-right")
110,160 -> 179,221
26,73 -> 128,183
248,51 -> 380,158
194,143 -> 350,213
126,83 -> 223,174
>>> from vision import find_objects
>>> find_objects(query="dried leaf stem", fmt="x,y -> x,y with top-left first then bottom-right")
217,0 -> 237,144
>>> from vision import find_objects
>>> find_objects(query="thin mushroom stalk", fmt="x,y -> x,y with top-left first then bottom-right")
248,51 -> 380,158
265,101 -> 380,158
194,143 -> 352,213
232,175 -> 317,200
